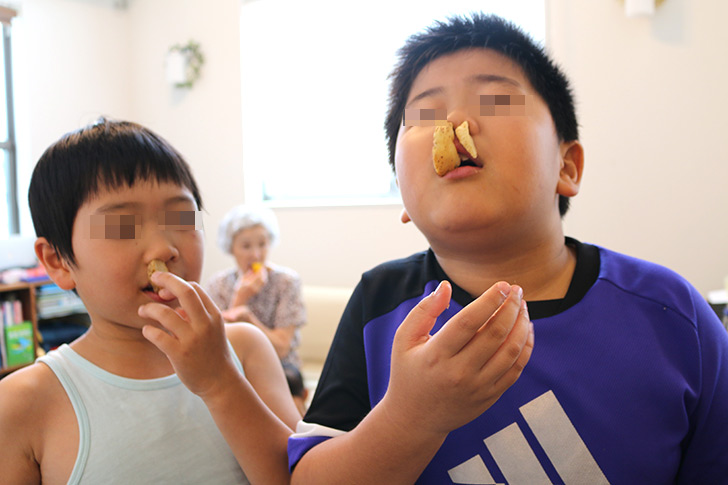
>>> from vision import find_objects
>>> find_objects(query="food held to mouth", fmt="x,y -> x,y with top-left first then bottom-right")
454,121 -> 477,159
432,121 -> 478,176
147,259 -> 168,293
432,122 -> 460,176
251,262 -> 263,272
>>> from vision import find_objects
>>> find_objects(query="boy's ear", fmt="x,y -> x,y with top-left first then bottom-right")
556,140 -> 584,198
395,176 -> 412,223
34,237 -> 76,291
400,207 -> 411,224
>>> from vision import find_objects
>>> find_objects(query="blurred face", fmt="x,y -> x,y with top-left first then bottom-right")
395,48 -> 570,249
67,180 -> 204,332
231,225 -> 271,272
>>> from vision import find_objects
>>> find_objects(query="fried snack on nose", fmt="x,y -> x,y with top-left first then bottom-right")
147,259 -> 168,293
432,122 -> 460,176
454,121 -> 477,159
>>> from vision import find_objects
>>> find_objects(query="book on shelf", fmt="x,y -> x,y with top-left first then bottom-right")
4,322 -> 34,367
1,293 -> 30,368
12,299 -> 22,325
36,283 -> 87,319
0,320 -> 6,367
1,293 -> 23,326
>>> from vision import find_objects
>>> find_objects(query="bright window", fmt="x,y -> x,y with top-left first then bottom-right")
240,0 -> 545,206
0,10 -> 17,236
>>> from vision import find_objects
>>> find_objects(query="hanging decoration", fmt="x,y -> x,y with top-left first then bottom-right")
165,40 -> 204,89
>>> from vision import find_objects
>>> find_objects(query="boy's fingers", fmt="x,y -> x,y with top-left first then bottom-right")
142,323 -> 175,354
138,302 -> 185,338
151,271 -> 209,327
431,281 -> 512,357
478,299 -> 533,384
491,323 -> 534,397
189,281 -> 221,318
514,318 -> 535,373
394,281 -> 452,349
459,287 -> 523,368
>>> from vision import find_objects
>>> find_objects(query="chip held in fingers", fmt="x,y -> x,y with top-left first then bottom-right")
432,120 -> 478,176
251,262 -> 263,272
147,259 -> 168,293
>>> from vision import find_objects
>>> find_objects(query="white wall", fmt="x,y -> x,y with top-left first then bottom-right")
122,0 -> 245,286
12,0 -> 246,283
548,0 -> 728,296
8,0 -> 728,296
12,0 -> 133,230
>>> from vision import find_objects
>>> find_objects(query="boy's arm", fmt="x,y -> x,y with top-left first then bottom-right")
226,322 -> 302,428
224,306 -> 298,360
139,272 -> 294,485
291,281 -> 534,484
0,370 -> 43,484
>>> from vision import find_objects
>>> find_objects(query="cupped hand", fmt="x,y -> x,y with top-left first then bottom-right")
221,305 -> 255,323
138,271 -> 240,399
232,266 -> 268,305
382,280 -> 534,438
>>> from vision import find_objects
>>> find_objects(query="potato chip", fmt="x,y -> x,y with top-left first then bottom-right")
455,121 -> 478,159
432,122 -> 460,176
147,259 -> 168,293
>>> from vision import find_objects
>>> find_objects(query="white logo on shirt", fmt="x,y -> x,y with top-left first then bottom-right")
447,390 -> 609,484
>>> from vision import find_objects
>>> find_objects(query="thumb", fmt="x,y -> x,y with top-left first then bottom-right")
394,281 -> 452,350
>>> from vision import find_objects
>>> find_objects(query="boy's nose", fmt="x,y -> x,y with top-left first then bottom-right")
447,109 -> 480,137
144,228 -> 180,265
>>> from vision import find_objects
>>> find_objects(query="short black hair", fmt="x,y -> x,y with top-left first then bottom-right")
385,13 -> 579,216
28,118 -> 203,266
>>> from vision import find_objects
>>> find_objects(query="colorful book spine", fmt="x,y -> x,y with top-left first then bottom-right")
12,299 -> 22,325
2,299 -> 12,328
0,317 -> 5,367
1,294 -> 29,368
4,322 -> 34,367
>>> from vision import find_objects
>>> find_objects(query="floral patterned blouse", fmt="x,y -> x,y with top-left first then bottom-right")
206,263 -> 306,368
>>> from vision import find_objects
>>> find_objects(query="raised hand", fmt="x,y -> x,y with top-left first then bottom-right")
231,265 -> 268,307
221,304 -> 255,324
383,280 -> 534,437
138,271 -> 238,398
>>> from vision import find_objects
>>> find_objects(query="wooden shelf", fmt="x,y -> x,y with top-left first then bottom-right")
0,279 -> 51,375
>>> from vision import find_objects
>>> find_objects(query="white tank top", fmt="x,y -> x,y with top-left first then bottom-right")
38,344 -> 249,484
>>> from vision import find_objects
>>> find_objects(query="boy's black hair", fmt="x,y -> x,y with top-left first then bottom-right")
28,118 -> 203,266
385,13 -> 579,216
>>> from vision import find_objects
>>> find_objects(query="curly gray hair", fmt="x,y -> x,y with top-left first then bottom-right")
216,205 -> 280,254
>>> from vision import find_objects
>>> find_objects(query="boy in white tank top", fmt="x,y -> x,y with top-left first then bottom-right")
0,119 -> 301,484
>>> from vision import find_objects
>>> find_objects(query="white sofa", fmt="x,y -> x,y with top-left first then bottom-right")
299,285 -> 352,378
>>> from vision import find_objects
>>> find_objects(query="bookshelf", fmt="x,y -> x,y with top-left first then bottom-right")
0,279 -> 88,375
0,280 -> 44,374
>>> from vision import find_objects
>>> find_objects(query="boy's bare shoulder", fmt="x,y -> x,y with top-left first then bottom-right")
1,361 -> 58,406
0,361 -> 65,426
224,322 -> 269,357
0,362 -> 69,482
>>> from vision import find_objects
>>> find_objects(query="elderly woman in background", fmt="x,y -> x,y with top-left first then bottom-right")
207,205 -> 306,369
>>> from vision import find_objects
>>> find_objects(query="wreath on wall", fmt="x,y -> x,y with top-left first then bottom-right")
167,40 -> 205,89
